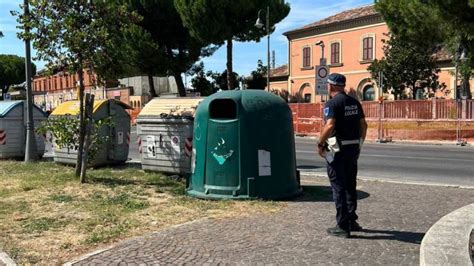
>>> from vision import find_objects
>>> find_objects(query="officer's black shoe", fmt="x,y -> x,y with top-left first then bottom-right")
350,221 -> 363,231
327,226 -> 350,238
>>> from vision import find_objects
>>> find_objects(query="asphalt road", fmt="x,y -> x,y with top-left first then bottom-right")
295,137 -> 474,187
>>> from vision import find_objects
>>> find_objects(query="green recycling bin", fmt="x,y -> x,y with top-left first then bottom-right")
187,90 -> 302,200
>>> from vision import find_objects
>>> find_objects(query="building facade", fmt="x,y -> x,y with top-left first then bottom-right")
32,68 -> 106,111
32,69 -> 180,112
270,5 -> 473,102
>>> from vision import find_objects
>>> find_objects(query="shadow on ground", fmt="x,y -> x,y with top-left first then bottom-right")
293,185 -> 370,202
88,177 -> 141,186
351,229 -> 425,244
297,165 -> 323,171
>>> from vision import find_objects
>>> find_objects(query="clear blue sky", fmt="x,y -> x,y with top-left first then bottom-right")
0,0 -> 373,80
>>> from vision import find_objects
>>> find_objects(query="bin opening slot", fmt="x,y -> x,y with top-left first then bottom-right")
209,99 -> 236,119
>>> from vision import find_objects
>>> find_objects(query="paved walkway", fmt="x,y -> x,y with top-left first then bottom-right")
71,176 -> 474,265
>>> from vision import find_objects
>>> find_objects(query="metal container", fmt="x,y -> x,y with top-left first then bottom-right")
0,100 -> 46,159
136,98 -> 203,174
50,99 -> 132,166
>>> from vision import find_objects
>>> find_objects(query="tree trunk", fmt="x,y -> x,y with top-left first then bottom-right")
176,47 -> 187,97
80,94 -> 94,183
148,74 -> 157,98
75,62 -> 85,177
226,38 -> 234,90
174,72 -> 186,97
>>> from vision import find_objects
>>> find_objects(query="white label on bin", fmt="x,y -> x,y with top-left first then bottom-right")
147,136 -> 156,158
191,148 -> 196,174
117,131 -> 124,145
258,150 -> 271,176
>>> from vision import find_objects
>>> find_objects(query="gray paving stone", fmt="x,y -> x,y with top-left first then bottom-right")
72,176 -> 474,265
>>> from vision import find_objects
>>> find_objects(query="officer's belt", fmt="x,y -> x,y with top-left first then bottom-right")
340,139 -> 360,145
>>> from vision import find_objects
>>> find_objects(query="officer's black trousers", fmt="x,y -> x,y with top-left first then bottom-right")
326,145 -> 359,230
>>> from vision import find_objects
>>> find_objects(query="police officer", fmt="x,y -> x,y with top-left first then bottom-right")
317,73 -> 368,238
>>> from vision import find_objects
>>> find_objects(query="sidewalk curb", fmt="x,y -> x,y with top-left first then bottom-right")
420,203 -> 474,266
0,252 -> 16,266
300,172 -> 474,189
63,218 -> 209,266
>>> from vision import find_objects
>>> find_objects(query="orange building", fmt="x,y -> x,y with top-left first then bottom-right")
32,68 -> 107,111
270,4 -> 473,102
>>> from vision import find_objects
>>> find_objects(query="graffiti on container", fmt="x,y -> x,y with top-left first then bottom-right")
211,138 -> 234,165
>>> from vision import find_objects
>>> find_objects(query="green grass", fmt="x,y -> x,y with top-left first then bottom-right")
0,200 -> 30,216
85,222 -> 132,244
6,247 -> 24,260
48,194 -> 75,203
0,188 -> 14,197
94,192 -> 150,211
22,217 -> 66,233
172,196 -> 233,211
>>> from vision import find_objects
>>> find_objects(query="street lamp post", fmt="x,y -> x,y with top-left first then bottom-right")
23,0 -> 38,162
377,71 -> 384,143
255,6 -> 270,91
455,44 -> 468,146
315,41 -> 326,65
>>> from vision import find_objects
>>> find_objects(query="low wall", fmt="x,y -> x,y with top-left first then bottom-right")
292,119 -> 474,142
366,120 -> 474,142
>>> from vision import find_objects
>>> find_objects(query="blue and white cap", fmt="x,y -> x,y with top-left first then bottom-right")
327,73 -> 346,86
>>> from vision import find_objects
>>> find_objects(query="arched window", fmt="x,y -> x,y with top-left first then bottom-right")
362,85 -> 375,101
299,83 -> 313,103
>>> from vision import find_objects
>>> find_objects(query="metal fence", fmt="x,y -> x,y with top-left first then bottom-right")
364,99 -> 474,120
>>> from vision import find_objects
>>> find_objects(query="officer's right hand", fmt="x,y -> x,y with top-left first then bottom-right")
318,146 -> 326,158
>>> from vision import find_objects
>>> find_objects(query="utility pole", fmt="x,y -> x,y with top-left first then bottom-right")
255,6 -> 271,91
455,44 -> 467,146
24,0 -> 38,162
272,50 -> 275,69
377,71 -> 384,143
266,5 -> 270,92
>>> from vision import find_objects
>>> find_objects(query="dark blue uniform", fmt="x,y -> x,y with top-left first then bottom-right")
323,92 -> 365,231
